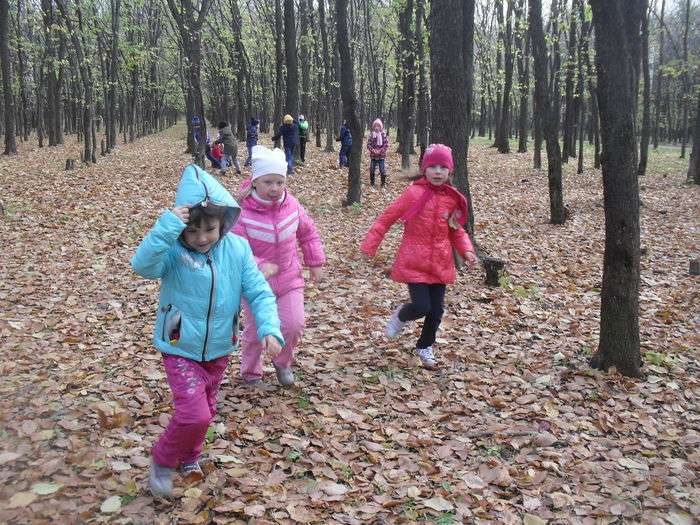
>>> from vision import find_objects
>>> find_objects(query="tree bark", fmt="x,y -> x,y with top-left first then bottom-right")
515,0 -> 529,154
397,0 -> 416,168
0,0 -> 17,154
430,0 -> 476,241
415,0 -> 428,161
652,0 -> 665,149
562,1 -> 578,161
495,0 -> 514,153
589,0 -> 643,378
319,0 -> 335,152
687,89 -> 700,184
273,0 -> 284,138
336,0 -> 362,205
284,0 -> 299,118
637,0 -> 651,177
529,0 -> 566,224
679,0 -> 690,159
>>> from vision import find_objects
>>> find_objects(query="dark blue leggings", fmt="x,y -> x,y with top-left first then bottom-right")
398,283 -> 446,349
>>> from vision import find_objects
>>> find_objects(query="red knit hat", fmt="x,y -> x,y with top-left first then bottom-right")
420,143 -> 454,172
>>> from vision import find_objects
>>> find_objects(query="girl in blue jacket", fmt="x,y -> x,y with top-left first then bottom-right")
132,164 -> 284,498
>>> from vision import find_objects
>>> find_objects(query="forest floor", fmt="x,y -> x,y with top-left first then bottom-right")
0,126 -> 698,524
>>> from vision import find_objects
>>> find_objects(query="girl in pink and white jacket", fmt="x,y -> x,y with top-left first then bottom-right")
232,145 -> 326,386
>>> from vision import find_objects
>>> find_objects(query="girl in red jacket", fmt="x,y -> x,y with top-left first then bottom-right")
361,144 -> 478,369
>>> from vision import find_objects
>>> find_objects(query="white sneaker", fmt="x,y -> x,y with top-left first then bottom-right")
149,458 -> 174,498
417,347 -> 437,369
385,306 -> 407,338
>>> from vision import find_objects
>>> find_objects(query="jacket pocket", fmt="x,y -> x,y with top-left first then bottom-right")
161,304 -> 182,344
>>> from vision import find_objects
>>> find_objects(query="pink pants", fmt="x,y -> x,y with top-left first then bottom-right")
240,287 -> 304,382
152,354 -> 229,468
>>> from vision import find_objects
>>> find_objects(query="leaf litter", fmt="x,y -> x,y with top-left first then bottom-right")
0,127 -> 698,523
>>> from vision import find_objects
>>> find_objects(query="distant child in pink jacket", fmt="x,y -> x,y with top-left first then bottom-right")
232,145 -> 326,385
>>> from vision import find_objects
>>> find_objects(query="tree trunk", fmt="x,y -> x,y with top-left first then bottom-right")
336,0 -> 363,205
679,0 -> 690,159
0,0 -> 17,154
529,0 -> 566,224
299,0 -> 310,116
284,0 -> 299,119
652,0 -> 665,149
430,0 -> 476,241
589,0 -> 643,378
319,0 -> 334,152
397,0 -> 416,168
56,0 -> 95,164
637,0 -> 651,177
515,0 -> 529,154
108,0 -> 120,150
415,0 -> 428,161
15,0 -> 30,142
562,2 -> 578,161
687,89 -> 700,184
495,0 -> 514,153
273,0 -> 284,138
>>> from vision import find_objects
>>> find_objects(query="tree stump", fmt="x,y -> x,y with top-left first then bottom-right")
482,256 -> 505,286
65,159 -> 75,170
690,258 -> 700,276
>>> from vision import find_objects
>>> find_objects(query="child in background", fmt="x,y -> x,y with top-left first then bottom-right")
366,118 -> 389,187
132,165 -> 283,497
271,115 -> 299,175
232,145 -> 326,386
361,144 -> 478,369
298,115 -> 309,163
209,142 -> 224,170
245,118 -> 259,167
215,121 -> 242,177
336,120 -> 352,167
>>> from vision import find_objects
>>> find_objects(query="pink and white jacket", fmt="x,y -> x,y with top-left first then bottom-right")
232,190 -> 326,296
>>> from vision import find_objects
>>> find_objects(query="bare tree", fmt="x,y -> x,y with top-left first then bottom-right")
0,0 -> 18,154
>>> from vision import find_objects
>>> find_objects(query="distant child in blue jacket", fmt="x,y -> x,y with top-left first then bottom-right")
245,117 -> 259,167
271,114 -> 299,175
132,164 -> 283,498
336,120 -> 352,167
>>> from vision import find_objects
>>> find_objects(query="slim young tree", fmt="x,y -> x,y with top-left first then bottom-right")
0,0 -> 17,154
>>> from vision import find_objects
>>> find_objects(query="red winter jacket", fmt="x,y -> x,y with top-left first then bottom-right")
361,177 -> 474,284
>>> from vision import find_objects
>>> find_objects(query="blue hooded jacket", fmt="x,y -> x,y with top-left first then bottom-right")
132,164 -> 284,362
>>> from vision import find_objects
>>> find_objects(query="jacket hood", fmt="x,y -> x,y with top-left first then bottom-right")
175,164 -> 241,232
372,118 -> 384,131
250,118 -> 259,126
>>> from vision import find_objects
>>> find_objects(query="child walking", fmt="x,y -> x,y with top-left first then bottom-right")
271,115 -> 299,175
336,120 -> 352,167
366,118 -> 389,187
232,145 -> 326,386
245,117 -> 259,167
360,144 -> 478,369
215,121 -> 242,177
132,164 -> 284,497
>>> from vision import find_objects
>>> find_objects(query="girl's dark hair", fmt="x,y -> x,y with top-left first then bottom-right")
217,121 -> 228,129
188,202 -> 227,229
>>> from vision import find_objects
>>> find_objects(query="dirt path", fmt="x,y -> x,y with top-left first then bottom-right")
0,127 -> 698,524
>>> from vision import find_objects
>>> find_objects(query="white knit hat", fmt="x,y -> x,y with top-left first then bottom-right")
251,145 -> 287,181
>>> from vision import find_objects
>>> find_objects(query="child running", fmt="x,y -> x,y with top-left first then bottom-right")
361,144 -> 478,369
132,164 -> 284,497
366,118 -> 389,187
232,145 -> 326,386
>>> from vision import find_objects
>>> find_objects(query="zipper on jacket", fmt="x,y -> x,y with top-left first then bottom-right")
201,254 -> 216,362
161,304 -> 172,341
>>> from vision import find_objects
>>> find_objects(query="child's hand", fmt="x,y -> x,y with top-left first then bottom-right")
464,251 -> 478,269
262,335 -> 281,358
309,266 -> 324,284
172,205 -> 190,224
259,262 -> 279,278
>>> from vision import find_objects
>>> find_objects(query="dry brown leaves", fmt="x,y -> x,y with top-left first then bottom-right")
0,129 -> 698,524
